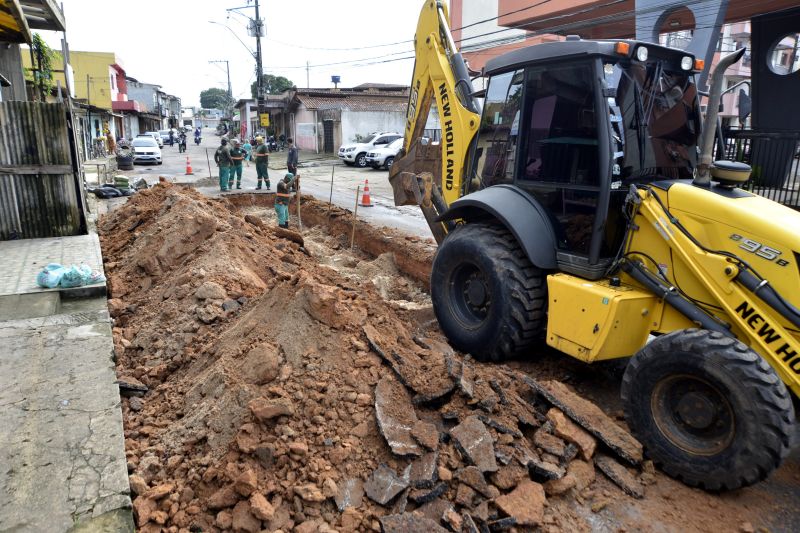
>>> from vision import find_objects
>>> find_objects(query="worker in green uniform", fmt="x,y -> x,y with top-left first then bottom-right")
275,173 -> 293,228
229,139 -> 245,190
214,138 -> 233,192
254,136 -> 270,190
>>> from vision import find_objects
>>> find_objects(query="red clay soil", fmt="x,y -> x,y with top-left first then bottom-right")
98,184 -> 794,533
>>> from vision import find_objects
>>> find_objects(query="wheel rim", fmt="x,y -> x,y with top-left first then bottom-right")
651,375 -> 735,456
386,158 -> 393,169
357,154 -> 366,166
448,262 -> 491,328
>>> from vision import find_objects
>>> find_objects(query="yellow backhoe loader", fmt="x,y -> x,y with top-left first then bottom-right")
390,0 -> 800,490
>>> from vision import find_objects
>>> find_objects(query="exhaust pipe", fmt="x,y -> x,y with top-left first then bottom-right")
693,48 -> 747,186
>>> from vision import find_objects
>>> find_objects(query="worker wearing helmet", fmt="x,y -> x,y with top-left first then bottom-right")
254,136 -> 270,190
229,139 -> 245,190
275,173 -> 293,228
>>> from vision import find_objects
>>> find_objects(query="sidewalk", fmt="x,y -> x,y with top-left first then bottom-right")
0,234 -> 133,532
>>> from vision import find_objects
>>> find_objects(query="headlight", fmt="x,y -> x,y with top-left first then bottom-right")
681,56 -> 693,71
636,46 -> 648,62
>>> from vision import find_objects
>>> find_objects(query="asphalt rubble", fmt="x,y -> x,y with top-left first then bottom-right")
99,183 -> 653,533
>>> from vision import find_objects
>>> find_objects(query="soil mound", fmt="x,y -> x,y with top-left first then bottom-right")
100,184 -> 646,533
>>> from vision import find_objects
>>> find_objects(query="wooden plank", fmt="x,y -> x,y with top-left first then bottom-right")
0,164 -> 73,175
0,0 -> 31,43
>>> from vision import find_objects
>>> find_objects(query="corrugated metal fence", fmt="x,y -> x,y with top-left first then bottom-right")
0,101 -> 84,240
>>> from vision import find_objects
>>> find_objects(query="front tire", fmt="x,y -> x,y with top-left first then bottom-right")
355,153 -> 367,168
431,223 -> 546,362
621,329 -> 795,490
385,156 -> 395,170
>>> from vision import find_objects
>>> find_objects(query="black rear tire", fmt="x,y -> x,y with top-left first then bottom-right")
621,329 -> 795,491
431,223 -> 546,362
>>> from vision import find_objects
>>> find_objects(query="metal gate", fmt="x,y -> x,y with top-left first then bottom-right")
323,120 -> 334,153
0,101 -> 85,240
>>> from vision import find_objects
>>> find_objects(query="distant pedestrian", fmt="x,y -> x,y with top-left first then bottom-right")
275,173 -> 293,228
168,130 -> 175,147
254,136 -> 270,190
286,137 -> 298,176
229,139 -> 245,190
242,138 -> 252,168
214,137 -> 234,192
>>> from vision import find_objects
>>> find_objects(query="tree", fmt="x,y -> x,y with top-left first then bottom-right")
200,88 -> 232,109
26,33 -> 56,101
250,74 -> 294,98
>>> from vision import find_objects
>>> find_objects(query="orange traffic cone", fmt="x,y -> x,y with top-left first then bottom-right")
185,156 -> 193,175
359,179 -> 373,207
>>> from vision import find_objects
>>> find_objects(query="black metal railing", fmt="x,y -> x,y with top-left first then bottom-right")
718,129 -> 800,208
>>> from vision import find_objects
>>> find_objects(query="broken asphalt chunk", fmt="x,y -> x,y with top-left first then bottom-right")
409,451 -> 438,489
455,466 -> 500,499
334,478 -> 364,511
595,454 -> 645,499
408,481 -> 448,504
374,375 -> 423,457
364,464 -> 409,506
363,324 -> 455,405
450,415 -> 498,473
116,376 -> 148,397
379,513 -> 448,533
521,377 -> 643,465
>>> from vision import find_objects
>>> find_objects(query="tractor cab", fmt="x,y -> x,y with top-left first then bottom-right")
469,38 -> 703,279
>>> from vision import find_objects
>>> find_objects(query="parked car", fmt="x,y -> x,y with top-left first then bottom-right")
365,137 -> 404,170
338,132 -> 402,168
139,132 -> 163,148
131,137 -> 162,165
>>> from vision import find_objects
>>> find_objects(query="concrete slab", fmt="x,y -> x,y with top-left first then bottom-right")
0,235 -> 105,297
0,298 -> 133,532
0,292 -> 60,321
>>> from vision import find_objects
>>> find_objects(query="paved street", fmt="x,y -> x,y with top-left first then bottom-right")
117,129 -> 433,239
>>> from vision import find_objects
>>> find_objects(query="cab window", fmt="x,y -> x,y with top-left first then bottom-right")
471,69 -> 524,187
516,62 -> 603,256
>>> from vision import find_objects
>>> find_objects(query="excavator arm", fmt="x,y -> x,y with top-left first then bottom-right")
389,0 -> 481,243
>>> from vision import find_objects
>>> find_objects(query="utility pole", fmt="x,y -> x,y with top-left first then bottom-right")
86,74 -> 91,138
254,0 -> 264,109
209,60 -> 232,114
306,61 -> 310,89
209,60 -> 231,98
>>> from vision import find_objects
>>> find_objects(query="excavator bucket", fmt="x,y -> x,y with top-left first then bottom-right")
389,138 -> 448,243
389,139 -> 442,206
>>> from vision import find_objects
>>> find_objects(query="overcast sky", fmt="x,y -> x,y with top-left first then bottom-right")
40,0 -> 424,107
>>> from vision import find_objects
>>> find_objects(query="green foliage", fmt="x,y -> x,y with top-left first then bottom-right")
250,74 -> 294,98
200,88 -> 233,110
28,33 -> 56,100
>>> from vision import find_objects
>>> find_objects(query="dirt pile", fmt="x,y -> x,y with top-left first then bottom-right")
100,184 -> 649,533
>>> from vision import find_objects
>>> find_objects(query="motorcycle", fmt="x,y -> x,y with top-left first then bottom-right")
178,136 -> 187,153
194,135 -> 201,146
268,136 -> 278,152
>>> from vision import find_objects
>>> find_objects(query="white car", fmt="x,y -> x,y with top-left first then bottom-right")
338,132 -> 402,168
131,137 -> 162,165
365,137 -> 404,170
139,132 -> 163,148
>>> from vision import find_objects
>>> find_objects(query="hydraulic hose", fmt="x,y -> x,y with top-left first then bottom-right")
621,259 -> 734,338
736,269 -> 800,330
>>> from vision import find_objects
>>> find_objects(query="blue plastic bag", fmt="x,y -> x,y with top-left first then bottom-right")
35,263 -> 106,289
36,263 -> 67,289
59,264 -> 93,288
